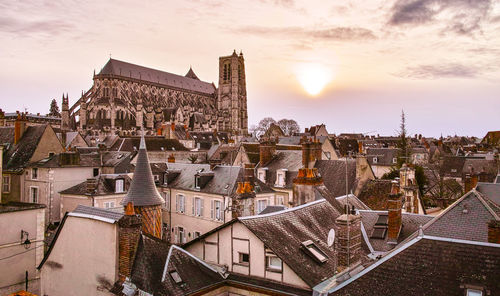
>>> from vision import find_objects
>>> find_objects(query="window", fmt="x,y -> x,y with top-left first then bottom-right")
153,175 -> 159,182
104,201 -> 115,209
276,170 -> 286,187
301,240 -> 328,263
195,176 -> 200,189
30,187 -> 39,203
238,253 -> 249,265
194,231 -> 201,239
325,152 -> 331,160
32,168 -> 38,180
373,157 -> 378,164
276,195 -> 284,206
257,199 -> 268,214
257,169 -> 266,182
193,197 -> 204,217
3,175 -> 11,192
115,179 -> 124,193
176,195 -> 185,213
451,169 -> 457,173
392,157 -> 397,164
163,192 -> 170,210
176,227 -> 185,244
93,168 -> 99,177
266,255 -> 282,272
48,152 -> 55,157
169,271 -> 182,284
467,289 -> 483,296
211,200 -> 222,221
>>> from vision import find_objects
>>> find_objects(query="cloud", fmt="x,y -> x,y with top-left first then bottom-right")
234,25 -> 377,41
396,63 -> 479,79
0,15 -> 74,36
388,0 -> 492,35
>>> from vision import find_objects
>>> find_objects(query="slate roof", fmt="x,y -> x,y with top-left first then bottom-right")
259,205 -> 287,214
365,148 -> 399,166
60,174 -> 131,196
165,163 -> 242,196
357,180 -> 393,210
3,125 -> 50,171
121,137 -> 164,206
99,59 -> 216,95
440,156 -> 467,178
71,204 -> 124,222
239,199 -> 343,287
56,131 -> 86,148
462,158 -> 498,182
208,144 -> 238,164
315,159 -> 357,198
421,190 -> 500,242
278,135 -> 328,146
0,202 -> 46,214
261,150 -> 302,189
359,210 -> 433,252
334,194 -> 371,211
328,237 -> 500,296
110,137 -> 188,152
496,174 -> 500,184
0,126 -> 14,145
475,183 -> 500,215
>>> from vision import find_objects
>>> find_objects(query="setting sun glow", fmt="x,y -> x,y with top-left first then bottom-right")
296,63 -> 333,96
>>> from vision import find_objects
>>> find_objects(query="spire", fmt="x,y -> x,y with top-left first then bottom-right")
120,133 -> 164,206
185,67 -> 199,80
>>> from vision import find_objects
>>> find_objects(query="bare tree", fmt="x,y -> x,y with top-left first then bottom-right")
277,119 -> 300,136
255,117 -> 276,136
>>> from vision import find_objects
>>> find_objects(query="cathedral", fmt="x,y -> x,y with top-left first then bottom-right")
63,51 -> 248,136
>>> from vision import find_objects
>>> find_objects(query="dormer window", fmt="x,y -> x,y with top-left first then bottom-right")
265,248 -> 282,272
373,157 -> 378,164
195,175 -> 200,189
275,169 -> 287,187
257,168 -> 267,183
467,290 -> 482,296
32,168 -> 38,180
115,179 -> 124,193
301,240 -> 328,263
392,157 -> 397,164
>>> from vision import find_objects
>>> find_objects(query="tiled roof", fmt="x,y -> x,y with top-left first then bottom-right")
261,150 -> 302,189
60,174 -> 131,196
99,59 -> 216,95
315,159 -> 357,198
359,210 -> 432,252
422,190 -> 499,242
440,156 -> 467,178
3,125 -> 49,171
462,158 -> 498,182
328,237 -> 500,295
0,126 -> 14,145
110,137 -> 188,152
71,205 -> 124,222
121,137 -> 164,206
0,202 -> 46,214
357,180 -> 393,210
239,199 -> 342,287
365,148 -> 399,166
259,205 -> 287,215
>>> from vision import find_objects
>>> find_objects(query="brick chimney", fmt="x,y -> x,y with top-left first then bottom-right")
14,113 -> 27,144
488,220 -> 500,244
118,202 -> 142,281
244,163 -> 254,184
259,138 -> 276,166
387,181 -> 402,244
336,206 -> 361,268
85,178 -> 98,195
464,174 -> 474,192
358,141 -> 363,154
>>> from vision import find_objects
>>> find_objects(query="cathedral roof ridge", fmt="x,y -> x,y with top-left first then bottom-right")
98,58 -> 215,95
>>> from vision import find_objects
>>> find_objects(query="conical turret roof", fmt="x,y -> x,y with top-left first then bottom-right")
121,135 -> 164,206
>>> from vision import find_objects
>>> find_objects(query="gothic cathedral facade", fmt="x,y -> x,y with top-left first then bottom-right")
64,51 -> 248,137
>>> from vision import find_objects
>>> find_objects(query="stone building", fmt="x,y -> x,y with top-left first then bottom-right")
65,51 -> 248,137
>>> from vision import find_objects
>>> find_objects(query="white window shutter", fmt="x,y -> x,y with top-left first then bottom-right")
211,200 -> 214,219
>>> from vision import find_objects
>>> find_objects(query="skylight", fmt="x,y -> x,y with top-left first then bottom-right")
301,240 -> 328,263
169,271 -> 182,284
370,214 -> 388,239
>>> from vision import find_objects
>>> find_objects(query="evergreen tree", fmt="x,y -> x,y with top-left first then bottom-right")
396,110 -> 408,167
48,99 -> 61,117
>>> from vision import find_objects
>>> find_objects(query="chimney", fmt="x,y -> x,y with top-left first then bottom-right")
167,154 -> 175,163
387,181 -> 402,244
358,141 -> 363,154
244,163 -> 254,184
86,178 -> 98,195
335,206 -> 361,268
464,174 -> 473,192
488,220 -> 500,244
14,113 -> 27,144
118,202 -> 142,281
259,139 -> 276,166
470,174 -> 478,189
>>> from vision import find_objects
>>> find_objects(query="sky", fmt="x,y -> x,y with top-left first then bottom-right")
1,0 -> 499,137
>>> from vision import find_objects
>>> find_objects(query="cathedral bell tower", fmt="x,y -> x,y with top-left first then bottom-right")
217,50 -> 248,135
61,93 -> 70,131
120,134 -> 164,238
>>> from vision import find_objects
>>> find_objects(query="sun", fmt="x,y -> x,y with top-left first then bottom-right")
296,63 -> 333,96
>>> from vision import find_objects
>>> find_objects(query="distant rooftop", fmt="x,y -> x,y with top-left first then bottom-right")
0,202 -> 46,214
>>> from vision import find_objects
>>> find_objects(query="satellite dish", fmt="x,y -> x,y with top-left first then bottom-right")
327,229 -> 335,247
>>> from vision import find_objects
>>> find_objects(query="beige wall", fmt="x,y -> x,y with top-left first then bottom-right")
40,216 -> 118,296
24,166 -> 95,223
371,165 -> 392,179
0,208 -> 45,295
30,127 -> 64,163
60,194 -> 126,214
186,221 -> 309,290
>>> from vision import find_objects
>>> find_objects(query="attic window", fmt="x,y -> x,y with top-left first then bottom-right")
169,271 -> 182,284
467,289 -> 483,296
373,157 -> 378,164
301,240 -> 328,263
195,176 -> 200,189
